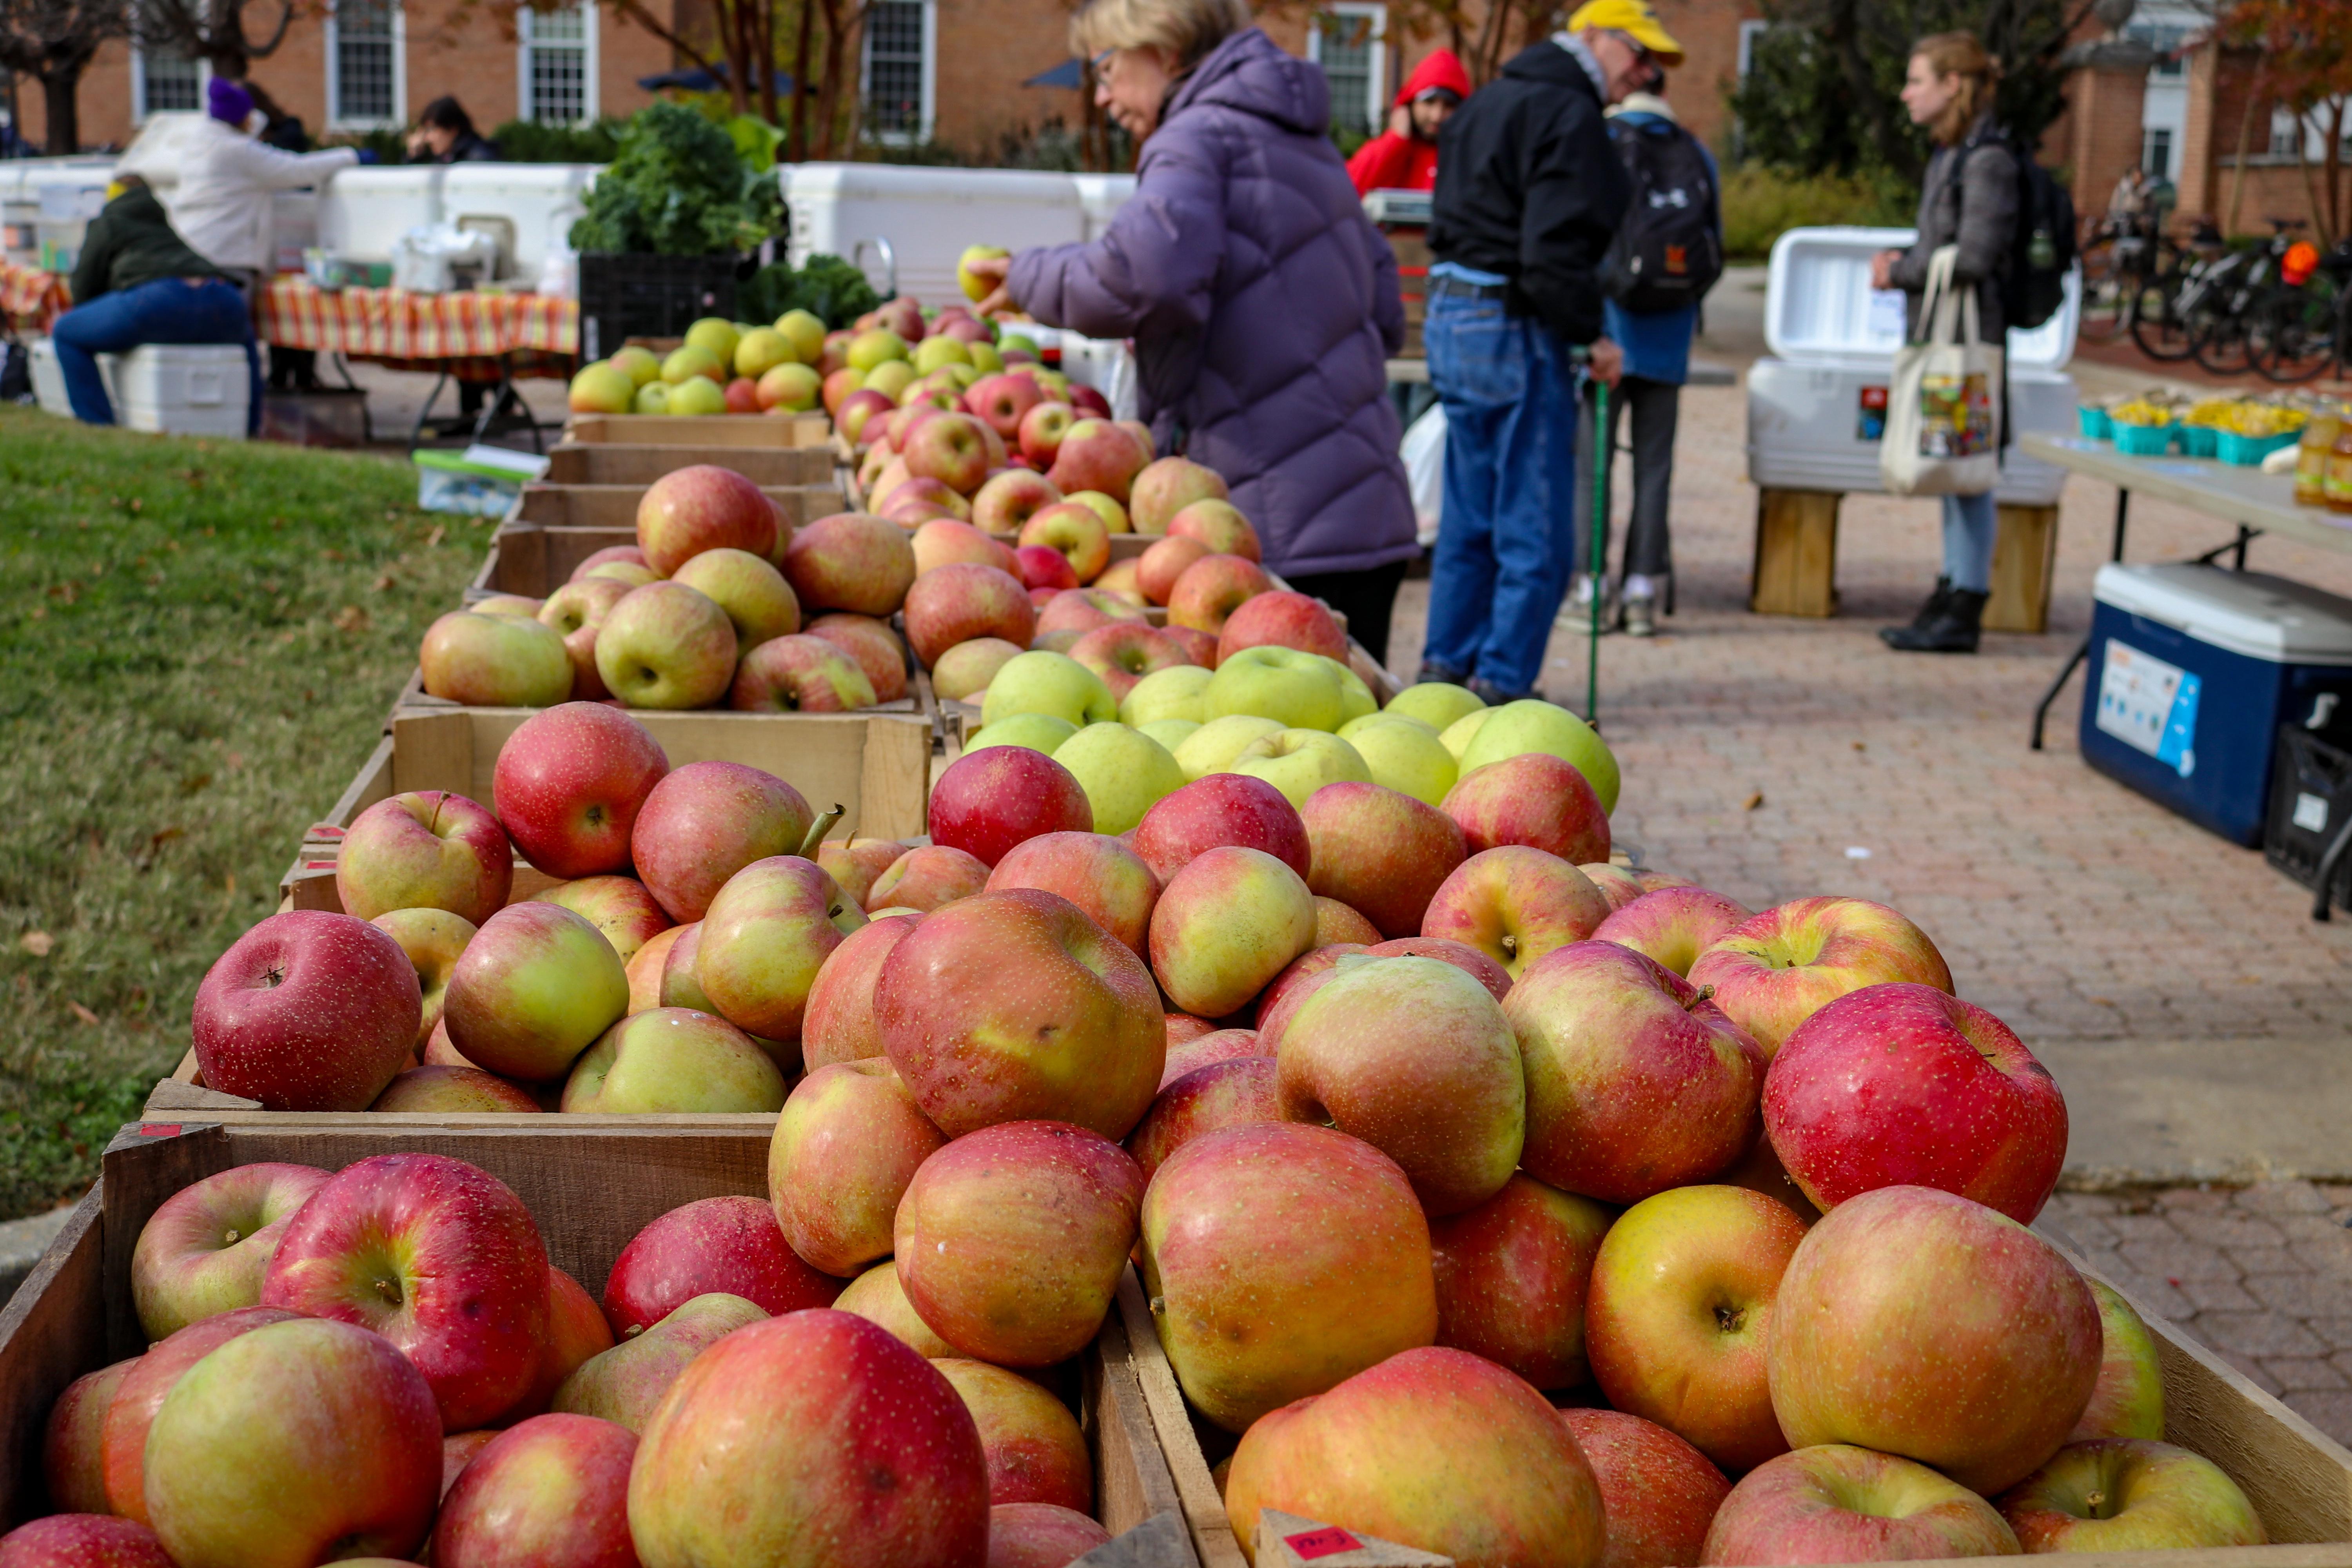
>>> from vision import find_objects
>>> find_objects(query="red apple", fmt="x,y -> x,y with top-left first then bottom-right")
570,544 -> 648,581
1687,897 -> 1955,1058
491,701 -> 670,878
869,844 -> 991,913
130,1161 -> 328,1341
1069,623 -> 1190,701
603,1194 -> 842,1336
730,632 -> 880,711
262,1153 -> 550,1430
1128,456 -> 1227,535
1299,781 -> 1465,939
974,469 -> 1065,535
1140,1123 -> 1436,1431
658,922 -> 714,1012
441,900 -> 631,1081
2072,1279 -> 2166,1443
371,1063 -> 542,1112
1361,935 -> 1514,1001
1137,536 -> 1210,607
1252,945 -> 1361,1036
1125,1055 -> 1280,1183
1504,940 -> 1766,1204
595,581 -> 739,708
1149,845 -> 1317,1019
786,513 -> 918,617
501,1263 -> 615,1420
987,1503 -> 1113,1568
818,837 -> 913,912
1131,774 -> 1310,884
191,910 -> 419,1111
335,791 -> 512,925
1769,1185 -> 2102,1494
1216,590 -> 1343,664
1017,401 -> 1075,467
802,912 -> 921,1069
1703,1445 -> 2020,1564
1035,586 -> 1146,639
1591,887 -> 1752,977
669,547 -> 802,653
965,372 -> 1045,439
102,1305 -> 303,1520
884,475 -> 973,524
933,1360 -> 1091,1511
43,1358 -> 136,1514
626,1312 -> 990,1568
431,1413 -> 639,1567
1441,753 -> 1611,864
539,575 -> 632,700
771,1058 -> 949,1276
1158,1025 -> 1268,1089
1996,1439 -> 2265,1552
1420,846 -> 1612,980
442,1428 -> 498,1498
838,387 -> 897,445
905,562 -> 1039,668
630,759 -> 815,924
0,1517 -> 175,1566
928,746 -> 1094,867
915,517 -> 1018,577
695,855 -> 868,1042
1162,624 -> 1219,667
1430,1172 -> 1613,1390
1166,555 -> 1273,634
1014,542 -> 1082,594
1045,419 -> 1149,503
905,412 -> 995,496
724,375 -> 761,413
138,1319 -> 441,1568
1019,501 -> 1111,583
807,612 -> 913,704
552,1291 -> 767,1433
984,831 -> 1158,956
1224,1347 -> 1605,1566
532,873 -> 671,965
834,1261 -> 958,1357
1559,1409 -> 1731,1568
635,464 -> 779,576
1166,1013 -> 1222,1047
1167,497 -> 1261,561
1765,983 -> 2069,1223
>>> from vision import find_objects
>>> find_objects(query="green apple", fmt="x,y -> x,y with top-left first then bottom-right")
684,317 -> 741,366
1341,711 -> 1436,740
1053,722 -> 1188,835
775,309 -> 827,363
1174,715 -> 1286,780
1228,728 -> 1371,809
609,345 -> 662,387
632,380 -> 670,415
964,712 -> 1079,756
1388,681 -> 1486,731
662,343 -> 725,386
1333,661 -> 1378,726
981,650 -> 1119,729
967,341 -> 1004,374
1341,716 -> 1459,807
862,359 -> 917,402
561,1007 -> 788,1112
1458,699 -> 1620,813
1000,333 -> 1040,355
959,244 -> 1011,303
1121,664 -> 1214,727
848,330 -> 909,371
735,327 -> 795,377
569,361 -> 634,415
666,376 -> 728,416
1138,718 -> 1200,753
1441,708 -> 1492,760
913,335 -> 970,374
1203,647 -> 1348,731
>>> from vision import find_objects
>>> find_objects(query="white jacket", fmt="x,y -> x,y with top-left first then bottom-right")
117,115 -> 358,274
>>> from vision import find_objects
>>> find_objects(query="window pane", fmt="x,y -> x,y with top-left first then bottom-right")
1318,13 -> 1374,136
2144,127 -> 2171,180
338,0 -> 396,123
142,49 -> 201,114
864,0 -> 924,135
526,7 -> 589,123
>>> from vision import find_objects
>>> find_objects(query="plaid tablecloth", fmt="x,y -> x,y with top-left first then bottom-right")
0,261 -> 72,332
258,277 -> 579,382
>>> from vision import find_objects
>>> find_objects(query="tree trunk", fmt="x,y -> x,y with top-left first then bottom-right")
39,67 -> 77,153
813,0 -> 844,158
789,0 -> 814,157
2223,67 -> 2260,238
2328,98 -> 2346,244
757,0 -> 777,125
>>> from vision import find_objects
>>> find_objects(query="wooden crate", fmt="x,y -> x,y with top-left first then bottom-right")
545,443 -> 835,488
1116,1252 -> 2352,1568
1751,488 -> 1842,618
564,412 -> 831,448
0,1120 -> 1195,1566
1987,502 -> 2062,635
511,479 -> 845,535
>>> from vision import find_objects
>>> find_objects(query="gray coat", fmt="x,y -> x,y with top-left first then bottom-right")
1888,113 -> 2017,343
1007,28 -> 1417,579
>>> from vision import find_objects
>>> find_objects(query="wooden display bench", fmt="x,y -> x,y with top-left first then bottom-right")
1750,486 -> 2062,632
510,479 -> 844,535
0,1121 -> 1196,1566
544,441 -> 834,488
562,411 -> 831,449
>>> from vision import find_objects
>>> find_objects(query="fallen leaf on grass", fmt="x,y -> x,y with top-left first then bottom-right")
334,605 -> 370,633
1742,791 -> 1764,811
372,573 -> 396,593
67,1002 -> 98,1026
425,524 -> 446,548
18,932 -> 53,957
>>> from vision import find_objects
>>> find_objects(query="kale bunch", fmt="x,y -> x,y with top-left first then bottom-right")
739,253 -> 886,329
569,102 -> 774,256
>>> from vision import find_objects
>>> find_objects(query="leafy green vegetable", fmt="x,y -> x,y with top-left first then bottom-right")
568,102 -> 779,257
739,253 -> 887,329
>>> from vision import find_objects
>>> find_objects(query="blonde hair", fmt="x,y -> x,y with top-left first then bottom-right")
1912,31 -> 2000,147
1071,0 -> 1252,68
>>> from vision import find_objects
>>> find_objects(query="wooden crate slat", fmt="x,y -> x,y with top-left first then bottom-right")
564,413 -> 831,450
544,444 -> 833,488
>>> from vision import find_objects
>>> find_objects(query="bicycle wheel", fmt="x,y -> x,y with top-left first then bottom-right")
2130,258 -> 2200,360
2078,236 -> 2129,343
2255,278 -> 2342,383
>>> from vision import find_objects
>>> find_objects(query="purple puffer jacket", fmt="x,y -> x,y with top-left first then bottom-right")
1008,28 -> 1417,579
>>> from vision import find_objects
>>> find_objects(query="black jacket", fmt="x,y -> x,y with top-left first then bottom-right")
69,186 -> 222,305
1426,40 -> 1629,344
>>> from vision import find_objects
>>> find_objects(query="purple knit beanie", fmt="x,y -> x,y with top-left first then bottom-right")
207,78 -> 253,125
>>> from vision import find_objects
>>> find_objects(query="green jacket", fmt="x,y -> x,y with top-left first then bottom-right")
69,186 -> 223,305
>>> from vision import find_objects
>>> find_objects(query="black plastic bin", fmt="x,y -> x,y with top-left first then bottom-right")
577,254 -> 741,361
2265,726 -> 2352,917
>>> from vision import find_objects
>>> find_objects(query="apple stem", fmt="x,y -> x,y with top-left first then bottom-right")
799,805 -> 846,859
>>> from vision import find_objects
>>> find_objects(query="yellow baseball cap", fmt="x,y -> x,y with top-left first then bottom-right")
1566,0 -> 1684,65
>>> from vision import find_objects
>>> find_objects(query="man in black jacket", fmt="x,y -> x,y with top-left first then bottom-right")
1416,0 -> 1677,702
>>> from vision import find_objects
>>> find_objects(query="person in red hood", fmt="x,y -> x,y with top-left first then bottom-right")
1346,49 -> 1472,194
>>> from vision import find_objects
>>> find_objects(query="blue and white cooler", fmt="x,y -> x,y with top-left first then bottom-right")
2081,564 -> 2352,845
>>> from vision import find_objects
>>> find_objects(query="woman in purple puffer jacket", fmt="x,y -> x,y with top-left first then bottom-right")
968,0 -> 1420,661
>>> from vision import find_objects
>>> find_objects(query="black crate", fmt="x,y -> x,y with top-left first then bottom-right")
2265,726 -> 2352,908
577,253 -> 741,361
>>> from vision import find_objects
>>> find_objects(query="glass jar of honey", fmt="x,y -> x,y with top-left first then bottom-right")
2299,408 -> 2341,508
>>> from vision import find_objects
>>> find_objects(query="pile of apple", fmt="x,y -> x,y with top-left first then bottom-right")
822,292 -> 1101,444
418,465 -> 917,713
25,1150 -> 1122,1567
568,312 -> 837,419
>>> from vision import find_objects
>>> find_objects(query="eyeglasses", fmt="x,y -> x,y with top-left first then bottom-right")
1605,29 -> 1665,90
1091,49 -> 1118,74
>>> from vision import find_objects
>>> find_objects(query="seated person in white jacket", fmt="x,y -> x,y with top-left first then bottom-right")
117,78 -> 359,292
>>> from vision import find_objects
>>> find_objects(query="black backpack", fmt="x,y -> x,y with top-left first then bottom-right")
1965,126 -> 2076,331
1599,117 -> 1723,314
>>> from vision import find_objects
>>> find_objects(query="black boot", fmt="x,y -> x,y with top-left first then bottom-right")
1880,587 -> 1987,653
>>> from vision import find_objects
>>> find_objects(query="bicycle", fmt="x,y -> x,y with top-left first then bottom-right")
2252,238 -> 2352,384
2077,212 -> 2187,345
2190,219 -> 2309,375
2129,221 -> 2231,362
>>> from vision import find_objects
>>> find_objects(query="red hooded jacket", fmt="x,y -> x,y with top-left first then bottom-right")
1345,49 -> 1474,195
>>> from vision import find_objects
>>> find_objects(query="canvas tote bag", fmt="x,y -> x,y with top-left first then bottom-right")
1881,245 -> 2002,496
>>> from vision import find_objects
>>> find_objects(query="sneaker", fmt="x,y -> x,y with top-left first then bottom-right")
1468,675 -> 1537,705
1621,590 -> 1656,638
1415,660 -> 1470,687
1560,573 -> 1618,633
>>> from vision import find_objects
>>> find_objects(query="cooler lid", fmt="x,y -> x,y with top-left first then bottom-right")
1762,225 -> 2077,372
2092,563 -> 2352,665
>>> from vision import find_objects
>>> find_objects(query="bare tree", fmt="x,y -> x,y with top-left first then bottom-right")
134,0 -> 290,78
0,0 -> 125,151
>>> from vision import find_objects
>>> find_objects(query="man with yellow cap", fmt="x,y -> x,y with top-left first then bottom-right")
1417,0 -> 1681,704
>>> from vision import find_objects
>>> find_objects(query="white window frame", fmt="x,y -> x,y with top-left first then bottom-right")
860,0 -> 935,145
131,39 -> 210,123
517,1 -> 600,125
1737,19 -> 1770,76
1308,3 -> 1386,137
326,0 -> 407,132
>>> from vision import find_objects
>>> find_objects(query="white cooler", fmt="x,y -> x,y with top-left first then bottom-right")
442,163 -> 597,281
1746,226 -> 2079,506
30,339 -> 249,438
317,167 -> 447,265
782,164 -> 1089,307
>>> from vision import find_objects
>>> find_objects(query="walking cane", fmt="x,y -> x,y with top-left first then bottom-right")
1587,376 -> 1608,727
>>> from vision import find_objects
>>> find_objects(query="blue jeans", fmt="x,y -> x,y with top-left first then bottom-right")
1941,490 -> 1998,593
1422,289 -> 1580,697
53,278 -> 261,434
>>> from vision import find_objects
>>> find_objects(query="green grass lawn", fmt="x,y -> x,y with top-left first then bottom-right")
0,407 -> 482,1219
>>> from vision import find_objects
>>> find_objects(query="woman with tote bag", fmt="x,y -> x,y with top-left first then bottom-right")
1871,33 -> 2017,655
